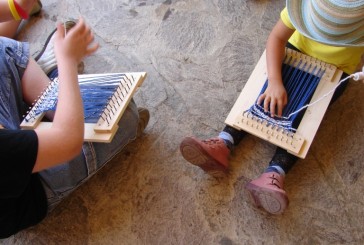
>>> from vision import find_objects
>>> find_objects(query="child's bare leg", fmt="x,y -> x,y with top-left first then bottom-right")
22,59 -> 51,104
0,20 -> 21,38
0,0 -> 42,38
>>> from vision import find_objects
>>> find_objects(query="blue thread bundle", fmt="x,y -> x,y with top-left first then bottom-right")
246,58 -> 324,131
28,73 -> 132,124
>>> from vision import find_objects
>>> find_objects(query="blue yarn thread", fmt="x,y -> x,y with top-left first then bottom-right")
245,55 -> 323,132
26,74 -> 133,124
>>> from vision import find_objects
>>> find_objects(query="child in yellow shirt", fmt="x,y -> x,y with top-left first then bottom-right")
180,0 -> 364,215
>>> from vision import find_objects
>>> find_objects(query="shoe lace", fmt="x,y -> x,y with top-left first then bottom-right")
202,138 -> 222,146
268,174 -> 283,189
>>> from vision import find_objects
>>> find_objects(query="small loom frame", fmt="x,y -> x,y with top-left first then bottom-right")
225,48 -> 343,158
20,72 -> 147,143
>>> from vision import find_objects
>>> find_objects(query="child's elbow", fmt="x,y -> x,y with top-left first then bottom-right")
65,133 -> 84,159
71,135 -> 84,156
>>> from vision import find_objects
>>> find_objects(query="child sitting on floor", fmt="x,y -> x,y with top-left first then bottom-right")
180,0 -> 364,215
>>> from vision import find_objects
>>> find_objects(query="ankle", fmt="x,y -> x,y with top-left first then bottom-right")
218,132 -> 234,150
221,138 -> 233,151
264,165 -> 285,176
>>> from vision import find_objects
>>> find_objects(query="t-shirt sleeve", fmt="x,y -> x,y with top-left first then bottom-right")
280,7 -> 296,30
0,129 -> 38,197
0,129 -> 47,239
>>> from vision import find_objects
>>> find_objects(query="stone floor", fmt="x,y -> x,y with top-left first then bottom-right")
1,0 -> 364,244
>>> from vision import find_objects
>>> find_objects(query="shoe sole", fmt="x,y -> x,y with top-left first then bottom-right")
245,182 -> 288,214
180,138 -> 228,178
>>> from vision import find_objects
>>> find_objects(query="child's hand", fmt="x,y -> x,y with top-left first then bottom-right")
53,17 -> 99,67
257,80 -> 287,117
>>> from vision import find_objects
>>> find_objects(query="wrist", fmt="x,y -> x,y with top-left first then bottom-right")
8,0 -> 29,20
267,77 -> 283,84
57,58 -> 79,74
14,0 -> 29,19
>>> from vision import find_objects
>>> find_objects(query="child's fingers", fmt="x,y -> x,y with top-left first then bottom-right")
54,23 -> 66,39
59,17 -> 99,59
85,43 -> 99,56
263,96 -> 270,113
85,28 -> 95,43
257,94 -> 265,105
269,98 -> 276,117
276,101 -> 283,117
65,18 -> 86,38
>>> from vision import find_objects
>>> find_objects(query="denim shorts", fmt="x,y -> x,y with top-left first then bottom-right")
39,101 -> 138,211
0,37 -> 29,129
0,37 -> 139,212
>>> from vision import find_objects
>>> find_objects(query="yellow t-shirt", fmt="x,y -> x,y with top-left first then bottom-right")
281,7 -> 364,74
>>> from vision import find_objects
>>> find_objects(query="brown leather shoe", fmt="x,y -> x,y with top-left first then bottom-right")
245,172 -> 289,214
180,136 -> 230,177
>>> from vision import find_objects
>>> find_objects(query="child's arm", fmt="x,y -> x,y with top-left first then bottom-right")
32,18 -> 99,172
257,19 -> 294,117
0,0 -> 38,22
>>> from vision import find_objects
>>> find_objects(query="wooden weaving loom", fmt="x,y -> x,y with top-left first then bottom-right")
225,48 -> 343,158
21,72 -> 147,143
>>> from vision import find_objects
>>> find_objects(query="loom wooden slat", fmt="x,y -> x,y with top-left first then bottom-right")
92,72 -> 146,133
23,122 -> 119,143
20,72 -> 146,143
225,49 -> 342,158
